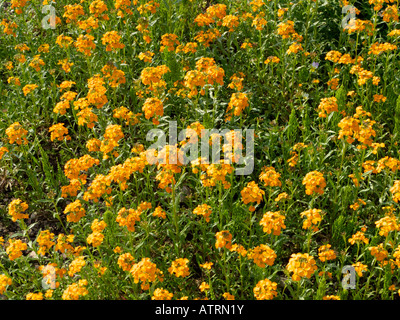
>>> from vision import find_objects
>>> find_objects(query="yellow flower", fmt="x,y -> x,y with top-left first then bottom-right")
348,231 -> 369,245
89,0 -> 109,20
68,256 -> 86,277
259,211 -> 286,236
116,207 -> 142,232
275,192 -> 289,202
130,258 -> 164,290
225,92 -> 249,121
56,34 -> 74,48
317,97 -> 338,118
302,171 -> 326,196
259,166 -> 281,187
168,258 -> 190,277
199,282 -> 210,292
29,55 -> 45,71
317,244 -> 337,262
352,262 -> 368,277
286,253 -> 318,281
62,279 -> 88,300
37,230 -> 55,256
193,204 -> 212,222
38,43 -> 50,53
247,244 -> 276,268
45,289 -> 54,298
223,292 -> 235,300
277,20 -> 297,39
323,295 -> 340,300
0,274 -> 12,295
101,31 -> 125,51
152,288 -> 173,300
138,51 -> 154,63
6,239 -> 27,260
152,206 -> 166,219
300,208 -> 323,232
49,123 -> 71,142
199,262 -> 213,270
215,230 -> 232,250
375,215 -> 398,237
74,34 -> 96,56
222,15 -> 239,32
253,278 -> 278,300
63,200 -> 86,223
240,181 -> 264,211
7,77 -> 20,86
26,292 -> 44,300
22,84 -> 38,96
118,253 -> 135,271
142,97 -> 164,125
8,199 -> 29,222
287,42 -> 303,55
390,180 -> 400,203
368,244 -> 388,262
160,33 -> 180,52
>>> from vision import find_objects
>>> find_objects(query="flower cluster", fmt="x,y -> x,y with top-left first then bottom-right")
101,31 -> 124,51
130,257 -> 164,290
302,171 -> 326,196
6,239 -> 27,260
300,208 -> 323,232
116,203 -> 151,232
193,204 -> 212,222
253,278 -> 278,300
168,258 -> 190,277
8,199 -> 29,222
63,200 -> 86,223
259,166 -> 282,187
152,288 -> 174,300
215,230 -> 232,249
317,244 -> 337,262
259,211 -> 286,236
86,219 -> 107,247
317,97 -> 338,118
286,253 -> 318,281
37,230 -> 55,256
241,181 -> 264,211
6,122 -> 28,145
247,244 -> 277,268
62,279 -> 89,300
0,274 -> 12,295
49,123 -> 71,142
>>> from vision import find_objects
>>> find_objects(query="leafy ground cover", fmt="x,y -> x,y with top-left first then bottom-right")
1,0 -> 400,300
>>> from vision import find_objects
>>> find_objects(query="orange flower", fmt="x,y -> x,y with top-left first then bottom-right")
8,199 -> 29,222
259,166 -> 281,187
302,171 -> 326,196
5,122 -> 28,145
193,204 -> 212,222
241,181 -> 264,211
247,244 -> 277,268
253,278 -> 278,300
168,258 -> 190,277
101,31 -> 124,51
300,208 -> 323,232
259,211 -> 286,236
286,253 -> 318,281
215,230 -> 232,249
49,123 -> 71,141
